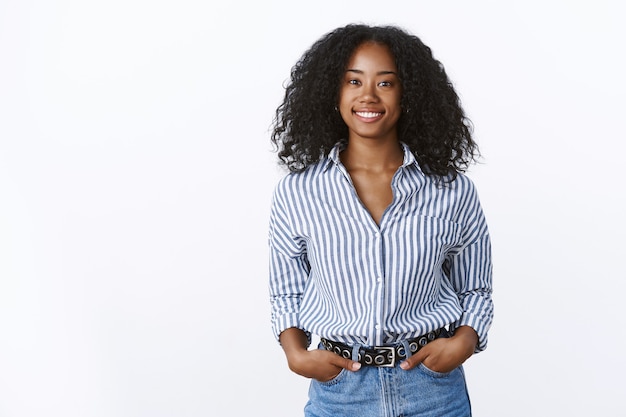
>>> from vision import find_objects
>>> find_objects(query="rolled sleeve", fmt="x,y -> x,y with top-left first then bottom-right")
446,180 -> 494,352
448,234 -> 493,352
268,184 -> 311,343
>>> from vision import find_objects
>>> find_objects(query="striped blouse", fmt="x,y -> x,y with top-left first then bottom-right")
269,143 -> 493,351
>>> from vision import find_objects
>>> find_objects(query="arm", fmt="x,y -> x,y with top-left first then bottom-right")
401,179 -> 493,372
269,183 -> 361,380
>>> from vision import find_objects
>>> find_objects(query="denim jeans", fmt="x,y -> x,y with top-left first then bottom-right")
304,341 -> 471,417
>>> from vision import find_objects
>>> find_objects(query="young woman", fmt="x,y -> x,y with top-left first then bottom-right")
269,24 -> 493,417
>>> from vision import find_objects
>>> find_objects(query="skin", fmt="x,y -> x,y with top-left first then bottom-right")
338,42 -> 404,225
279,41 -> 478,382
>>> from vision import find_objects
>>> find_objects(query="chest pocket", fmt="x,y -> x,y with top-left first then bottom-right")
406,215 -> 462,273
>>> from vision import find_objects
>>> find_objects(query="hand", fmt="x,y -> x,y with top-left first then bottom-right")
399,326 -> 478,373
279,328 -> 361,382
287,348 -> 361,382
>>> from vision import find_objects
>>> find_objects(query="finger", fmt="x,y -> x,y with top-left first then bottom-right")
399,349 -> 427,370
332,355 -> 361,371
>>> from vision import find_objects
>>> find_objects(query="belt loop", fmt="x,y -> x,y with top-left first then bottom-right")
400,340 -> 412,359
351,343 -> 362,362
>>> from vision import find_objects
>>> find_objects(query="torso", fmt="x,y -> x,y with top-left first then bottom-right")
339,141 -> 404,227
346,166 -> 396,226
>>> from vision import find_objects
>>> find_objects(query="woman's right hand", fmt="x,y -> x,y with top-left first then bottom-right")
279,327 -> 361,381
287,347 -> 361,381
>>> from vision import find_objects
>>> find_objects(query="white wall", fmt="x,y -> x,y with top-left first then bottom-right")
1,1 -> 624,416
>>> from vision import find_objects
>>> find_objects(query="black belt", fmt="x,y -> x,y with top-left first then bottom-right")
321,328 -> 445,367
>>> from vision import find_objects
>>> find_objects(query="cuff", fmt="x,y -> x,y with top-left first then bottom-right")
451,313 -> 491,353
272,313 -> 312,348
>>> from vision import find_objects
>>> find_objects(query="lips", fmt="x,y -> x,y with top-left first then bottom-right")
354,111 -> 383,119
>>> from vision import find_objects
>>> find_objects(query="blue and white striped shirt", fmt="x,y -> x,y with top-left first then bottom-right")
269,143 -> 493,351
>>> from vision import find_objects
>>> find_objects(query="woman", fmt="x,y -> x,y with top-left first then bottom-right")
269,23 -> 493,417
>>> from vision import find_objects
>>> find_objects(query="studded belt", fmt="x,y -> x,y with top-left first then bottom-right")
321,328 -> 445,367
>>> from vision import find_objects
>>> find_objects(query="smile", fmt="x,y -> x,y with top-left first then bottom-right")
354,111 -> 383,118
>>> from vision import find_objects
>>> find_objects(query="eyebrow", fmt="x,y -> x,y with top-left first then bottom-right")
345,69 -> 398,75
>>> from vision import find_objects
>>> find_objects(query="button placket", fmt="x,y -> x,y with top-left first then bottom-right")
371,228 -> 385,344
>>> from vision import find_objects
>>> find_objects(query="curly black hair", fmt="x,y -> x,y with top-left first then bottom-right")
271,24 -> 479,179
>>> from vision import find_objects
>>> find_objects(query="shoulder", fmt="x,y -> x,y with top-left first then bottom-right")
450,172 -> 478,194
444,173 -> 482,209
418,171 -> 482,217
412,168 -> 477,195
272,160 -> 328,198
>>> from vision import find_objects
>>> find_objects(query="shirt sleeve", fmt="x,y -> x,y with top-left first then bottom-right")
444,179 -> 494,352
268,181 -> 311,344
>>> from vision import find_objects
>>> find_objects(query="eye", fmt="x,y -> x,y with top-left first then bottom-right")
378,81 -> 392,87
348,79 -> 361,86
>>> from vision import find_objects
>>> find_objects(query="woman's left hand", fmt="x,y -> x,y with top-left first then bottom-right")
399,326 -> 478,373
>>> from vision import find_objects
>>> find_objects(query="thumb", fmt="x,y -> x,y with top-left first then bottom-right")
400,350 -> 426,371
334,356 -> 362,372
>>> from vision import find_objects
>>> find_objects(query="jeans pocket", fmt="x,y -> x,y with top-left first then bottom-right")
417,363 -> 455,378
315,368 -> 347,386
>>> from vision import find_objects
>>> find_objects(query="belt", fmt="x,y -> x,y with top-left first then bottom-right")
321,328 -> 445,368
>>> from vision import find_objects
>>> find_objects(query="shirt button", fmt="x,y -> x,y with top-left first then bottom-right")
374,232 -> 380,238
375,324 -> 381,330
377,277 -> 382,283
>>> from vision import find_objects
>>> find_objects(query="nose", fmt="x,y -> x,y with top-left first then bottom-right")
359,81 -> 379,103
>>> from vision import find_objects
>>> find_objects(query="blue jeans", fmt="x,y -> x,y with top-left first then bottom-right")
304,342 -> 471,417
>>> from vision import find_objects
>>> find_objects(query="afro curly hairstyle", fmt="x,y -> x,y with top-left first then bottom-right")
271,23 -> 479,179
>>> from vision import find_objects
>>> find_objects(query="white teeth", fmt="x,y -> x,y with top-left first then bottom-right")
355,111 -> 381,118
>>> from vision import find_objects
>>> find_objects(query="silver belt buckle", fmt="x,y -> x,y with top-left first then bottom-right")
373,346 -> 396,367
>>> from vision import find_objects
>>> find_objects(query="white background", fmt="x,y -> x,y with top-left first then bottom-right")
1,1 -> 624,416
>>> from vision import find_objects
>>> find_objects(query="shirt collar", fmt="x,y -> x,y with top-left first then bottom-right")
323,141 -> 420,172
323,142 -> 345,171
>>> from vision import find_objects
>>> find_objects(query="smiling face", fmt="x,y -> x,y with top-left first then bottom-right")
338,42 -> 402,144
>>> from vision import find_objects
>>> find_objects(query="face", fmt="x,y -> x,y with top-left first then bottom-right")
338,42 -> 402,143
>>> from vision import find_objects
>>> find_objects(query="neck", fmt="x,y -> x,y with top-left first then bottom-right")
340,138 -> 404,171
